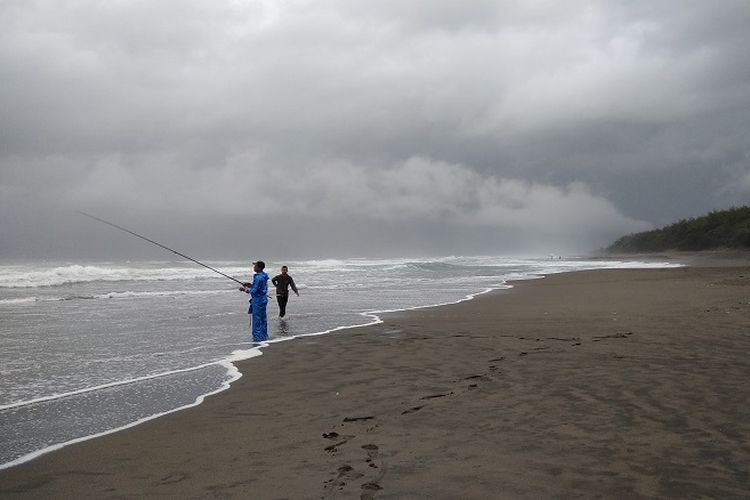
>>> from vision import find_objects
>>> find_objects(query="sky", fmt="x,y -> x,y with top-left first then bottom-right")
1,0 -> 749,260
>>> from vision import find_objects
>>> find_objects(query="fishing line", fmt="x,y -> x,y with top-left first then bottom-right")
77,211 -> 245,286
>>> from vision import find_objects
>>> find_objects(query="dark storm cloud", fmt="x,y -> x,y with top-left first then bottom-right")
1,1 -> 749,258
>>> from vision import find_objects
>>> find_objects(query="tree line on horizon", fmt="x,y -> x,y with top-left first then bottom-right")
606,205 -> 750,253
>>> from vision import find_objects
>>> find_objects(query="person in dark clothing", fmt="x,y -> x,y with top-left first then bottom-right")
271,265 -> 299,318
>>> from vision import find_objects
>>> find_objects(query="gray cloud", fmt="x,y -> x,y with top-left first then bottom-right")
1,0 -> 749,259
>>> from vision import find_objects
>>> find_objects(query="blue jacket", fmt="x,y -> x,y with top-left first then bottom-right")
248,271 -> 269,304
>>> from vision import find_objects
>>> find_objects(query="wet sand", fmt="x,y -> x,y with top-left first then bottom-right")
1,262 -> 750,498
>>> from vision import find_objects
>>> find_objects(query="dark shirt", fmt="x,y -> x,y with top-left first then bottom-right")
272,274 -> 298,296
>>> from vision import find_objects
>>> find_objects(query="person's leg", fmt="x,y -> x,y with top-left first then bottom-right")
277,295 -> 288,317
258,303 -> 268,340
252,301 -> 266,342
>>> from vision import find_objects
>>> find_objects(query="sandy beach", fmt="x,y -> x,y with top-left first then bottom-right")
2,261 -> 749,499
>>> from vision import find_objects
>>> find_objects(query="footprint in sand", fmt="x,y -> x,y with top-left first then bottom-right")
343,416 -> 375,422
323,433 -> 353,453
361,482 -> 383,499
488,357 -> 505,372
401,405 -> 425,415
592,331 -> 633,342
337,464 -> 363,480
325,439 -> 351,453
361,444 -> 380,469
323,464 -> 364,492
158,472 -> 190,484
420,392 -> 453,400
461,373 -> 493,390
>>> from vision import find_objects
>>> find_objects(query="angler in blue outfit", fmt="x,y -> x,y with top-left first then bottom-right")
240,260 -> 270,342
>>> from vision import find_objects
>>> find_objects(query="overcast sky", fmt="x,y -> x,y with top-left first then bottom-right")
2,1 -> 749,259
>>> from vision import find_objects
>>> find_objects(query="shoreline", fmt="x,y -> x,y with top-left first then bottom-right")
1,257 -> 749,498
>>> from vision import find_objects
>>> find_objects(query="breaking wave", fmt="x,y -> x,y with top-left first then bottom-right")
0,264 -> 242,289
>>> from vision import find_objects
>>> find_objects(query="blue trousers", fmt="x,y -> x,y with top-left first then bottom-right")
250,299 -> 268,342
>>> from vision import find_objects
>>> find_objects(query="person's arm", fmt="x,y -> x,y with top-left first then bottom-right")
290,276 -> 299,295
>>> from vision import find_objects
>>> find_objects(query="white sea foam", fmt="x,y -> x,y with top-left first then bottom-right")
0,289 -> 233,305
0,362 -> 230,412
0,264 -> 240,288
93,289 -> 232,300
0,297 -> 38,305
0,352 -> 260,471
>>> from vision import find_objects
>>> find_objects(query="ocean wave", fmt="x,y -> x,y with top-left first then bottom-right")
0,257 -> 508,288
0,297 -> 38,305
385,261 -> 465,272
0,264 -> 238,288
0,289 -> 233,305
93,289 -> 232,299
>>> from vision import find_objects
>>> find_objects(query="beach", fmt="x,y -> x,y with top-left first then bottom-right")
1,262 -> 749,498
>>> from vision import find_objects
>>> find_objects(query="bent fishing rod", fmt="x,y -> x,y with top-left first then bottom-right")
77,211 -> 245,286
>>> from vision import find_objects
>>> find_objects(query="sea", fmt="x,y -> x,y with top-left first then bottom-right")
0,256 -> 679,469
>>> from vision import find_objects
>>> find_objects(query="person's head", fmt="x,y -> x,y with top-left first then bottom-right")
281,265 -> 288,275
253,260 -> 265,272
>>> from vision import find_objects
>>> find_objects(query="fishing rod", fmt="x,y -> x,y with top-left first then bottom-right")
77,211 -> 246,286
